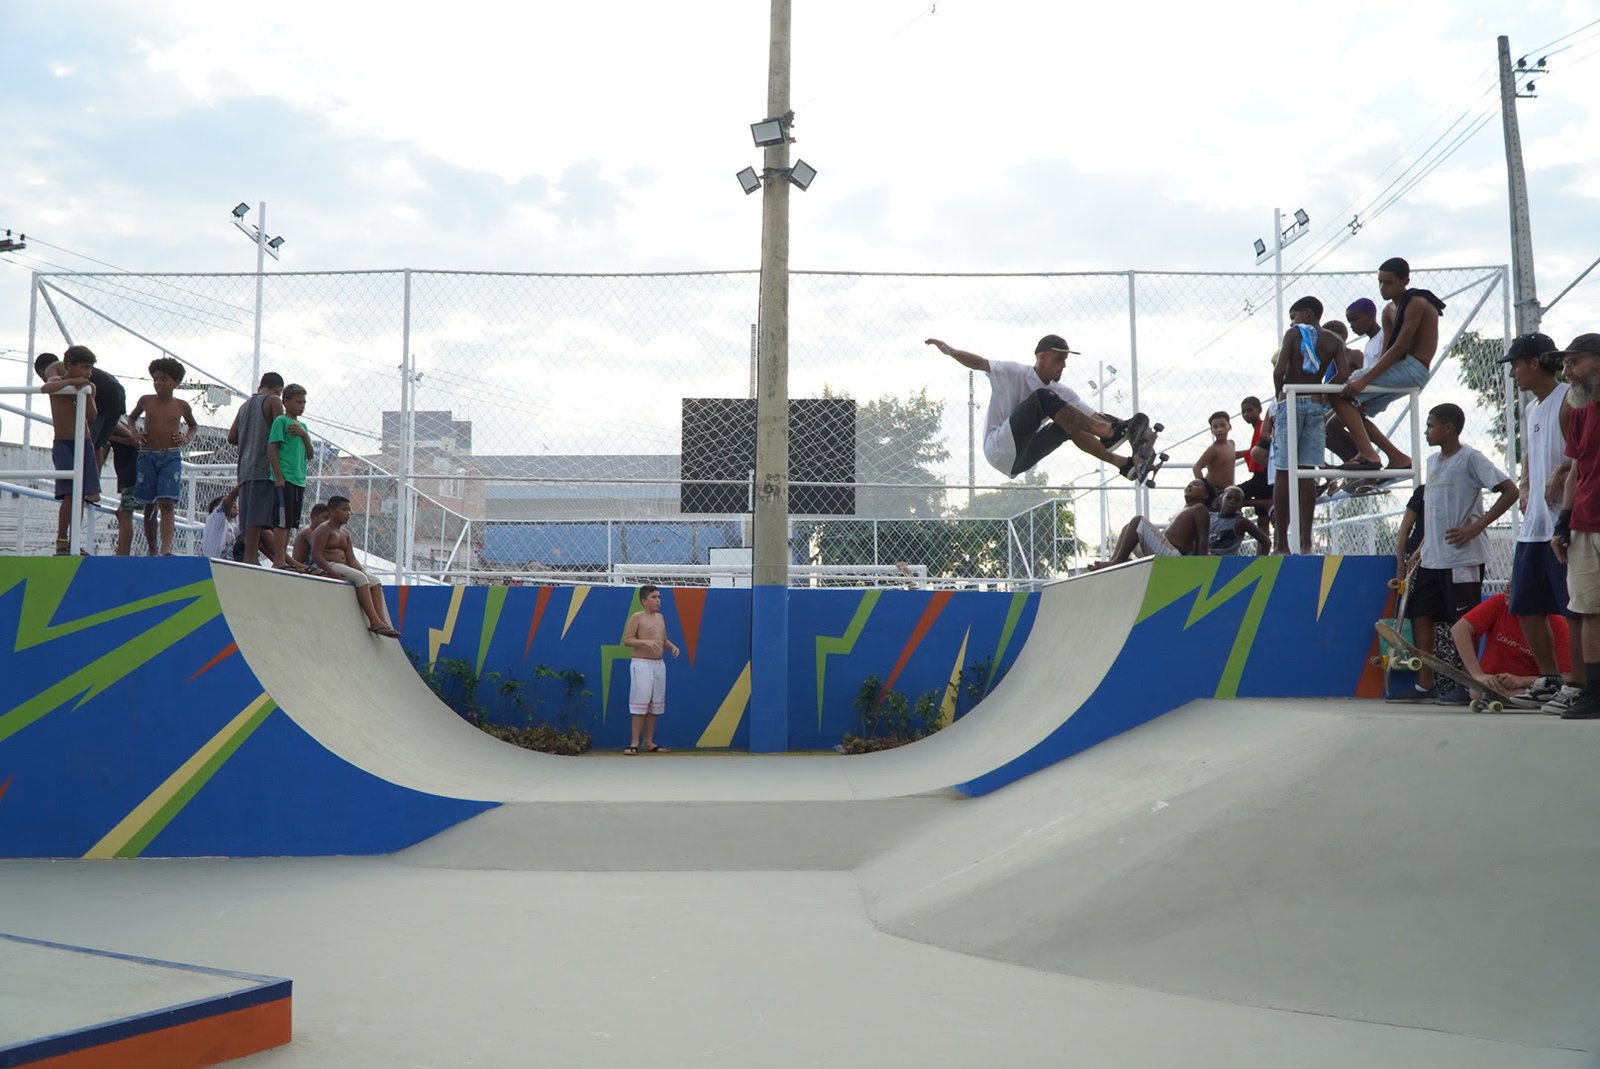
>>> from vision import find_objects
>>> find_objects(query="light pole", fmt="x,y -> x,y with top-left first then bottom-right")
1089,362 -> 1118,553
1254,208 -> 1309,339
230,202 -> 286,388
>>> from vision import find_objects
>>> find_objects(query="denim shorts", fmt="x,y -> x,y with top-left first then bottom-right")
135,448 -> 183,503
1352,355 -> 1430,416
1272,396 -> 1327,470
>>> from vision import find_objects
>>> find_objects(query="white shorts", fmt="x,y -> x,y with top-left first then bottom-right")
1134,517 -> 1181,558
629,658 -> 666,716
324,560 -> 381,589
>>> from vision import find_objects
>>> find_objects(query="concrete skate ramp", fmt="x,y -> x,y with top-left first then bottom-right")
209,559 -> 1146,807
859,698 -> 1600,1052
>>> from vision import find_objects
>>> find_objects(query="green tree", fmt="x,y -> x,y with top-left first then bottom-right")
1455,329 -> 1521,463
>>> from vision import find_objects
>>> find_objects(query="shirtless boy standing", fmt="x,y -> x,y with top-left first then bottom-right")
127,357 -> 199,556
620,583 -> 680,755
1191,411 -> 1238,504
311,495 -> 400,637
38,346 -> 99,555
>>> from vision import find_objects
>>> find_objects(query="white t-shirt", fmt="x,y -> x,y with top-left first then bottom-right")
1359,329 -> 1385,371
1518,381 -> 1570,543
980,360 -> 1093,474
201,509 -> 234,559
1421,445 -> 1511,569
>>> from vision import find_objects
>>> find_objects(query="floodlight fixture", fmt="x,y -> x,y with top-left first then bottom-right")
787,159 -> 817,191
751,118 -> 787,147
1293,208 -> 1310,228
267,235 -> 286,250
232,202 -> 250,219
1253,237 -> 1268,260
736,166 -> 761,195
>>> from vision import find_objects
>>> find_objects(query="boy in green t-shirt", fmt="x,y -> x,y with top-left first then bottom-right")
266,384 -> 314,570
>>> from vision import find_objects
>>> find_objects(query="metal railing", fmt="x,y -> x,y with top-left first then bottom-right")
0,385 -> 91,554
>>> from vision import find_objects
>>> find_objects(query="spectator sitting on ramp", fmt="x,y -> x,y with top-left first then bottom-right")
1090,478 -> 1214,570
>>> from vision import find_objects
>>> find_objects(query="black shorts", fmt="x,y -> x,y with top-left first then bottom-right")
271,484 -> 305,529
1239,470 -> 1269,502
1410,564 -> 1483,623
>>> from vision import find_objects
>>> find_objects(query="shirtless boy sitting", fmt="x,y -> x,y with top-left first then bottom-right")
311,495 -> 400,638
1090,479 -> 1214,569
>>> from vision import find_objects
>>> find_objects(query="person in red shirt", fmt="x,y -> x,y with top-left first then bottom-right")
1552,333 -> 1600,718
1449,589 -> 1570,700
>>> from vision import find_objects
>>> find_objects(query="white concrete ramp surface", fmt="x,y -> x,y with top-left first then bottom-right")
860,698 -> 1600,1054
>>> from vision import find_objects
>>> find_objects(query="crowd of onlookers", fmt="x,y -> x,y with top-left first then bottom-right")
33,354 -> 400,638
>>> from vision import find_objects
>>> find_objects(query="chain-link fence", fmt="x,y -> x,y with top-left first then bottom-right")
8,265 -> 1513,584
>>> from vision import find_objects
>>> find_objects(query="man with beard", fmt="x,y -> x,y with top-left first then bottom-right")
1552,334 -> 1600,719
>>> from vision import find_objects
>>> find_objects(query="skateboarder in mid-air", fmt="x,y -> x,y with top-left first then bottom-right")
927,335 -> 1157,481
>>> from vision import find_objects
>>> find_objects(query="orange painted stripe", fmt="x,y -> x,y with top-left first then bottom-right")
185,642 -> 238,684
1355,589 -> 1400,699
522,586 -> 553,658
670,587 -> 707,664
881,590 -> 953,697
395,585 -> 410,629
0,774 -> 11,803
30,998 -> 291,1069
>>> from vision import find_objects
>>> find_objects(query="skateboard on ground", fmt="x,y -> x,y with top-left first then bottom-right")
1373,620 -> 1540,713
1118,412 -> 1168,487
1373,563 -> 1422,691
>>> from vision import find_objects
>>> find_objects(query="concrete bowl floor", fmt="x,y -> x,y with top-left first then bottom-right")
1,858 -> 1589,1069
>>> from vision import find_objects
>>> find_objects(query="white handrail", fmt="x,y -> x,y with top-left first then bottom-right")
0,384 -> 90,553
1282,382 -> 1424,557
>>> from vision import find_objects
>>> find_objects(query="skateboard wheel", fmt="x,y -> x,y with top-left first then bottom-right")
1487,701 -> 1504,714
1402,657 -> 1422,671
1371,655 -> 1385,667
1469,700 -> 1486,713
1158,453 -> 1170,462
1152,423 -> 1164,433
1387,578 -> 1403,591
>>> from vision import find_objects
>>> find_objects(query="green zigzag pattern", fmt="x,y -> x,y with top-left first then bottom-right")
599,588 -> 644,724
0,560 -> 222,744
1136,556 -> 1282,699
814,590 -> 881,728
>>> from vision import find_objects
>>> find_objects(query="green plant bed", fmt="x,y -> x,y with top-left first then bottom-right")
837,659 -> 1004,754
409,652 -> 595,756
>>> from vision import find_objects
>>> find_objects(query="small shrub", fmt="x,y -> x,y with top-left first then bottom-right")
408,652 -> 593,755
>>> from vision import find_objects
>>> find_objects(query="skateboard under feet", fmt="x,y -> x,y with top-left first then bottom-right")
1119,413 -> 1168,488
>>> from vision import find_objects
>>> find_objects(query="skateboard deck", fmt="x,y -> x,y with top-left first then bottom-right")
1121,412 -> 1168,487
1374,564 -> 1422,690
1374,620 -> 1540,712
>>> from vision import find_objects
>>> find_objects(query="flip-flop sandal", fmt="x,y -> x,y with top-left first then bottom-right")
1336,457 -> 1382,471
623,747 -> 639,755
646,744 -> 671,753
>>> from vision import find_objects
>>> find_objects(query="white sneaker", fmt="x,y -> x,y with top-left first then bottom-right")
1520,675 -> 1563,703
1541,684 -> 1583,716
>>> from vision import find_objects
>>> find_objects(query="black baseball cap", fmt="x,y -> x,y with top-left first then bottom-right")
1497,332 -> 1558,363
1556,333 -> 1600,359
1035,334 -> 1080,355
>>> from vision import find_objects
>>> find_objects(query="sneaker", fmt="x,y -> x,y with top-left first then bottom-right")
1560,689 -> 1600,720
1520,675 -> 1563,703
1541,684 -> 1583,716
1435,684 -> 1470,706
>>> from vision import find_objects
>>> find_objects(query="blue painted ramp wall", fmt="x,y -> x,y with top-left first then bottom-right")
960,555 -> 1392,796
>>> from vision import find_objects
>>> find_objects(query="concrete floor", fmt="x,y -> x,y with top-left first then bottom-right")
2,854 -> 1591,1069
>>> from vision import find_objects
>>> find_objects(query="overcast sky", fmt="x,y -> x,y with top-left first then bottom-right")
3,1 -> 1599,475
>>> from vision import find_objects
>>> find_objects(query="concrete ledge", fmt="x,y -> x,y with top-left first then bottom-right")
0,933 -> 290,1068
